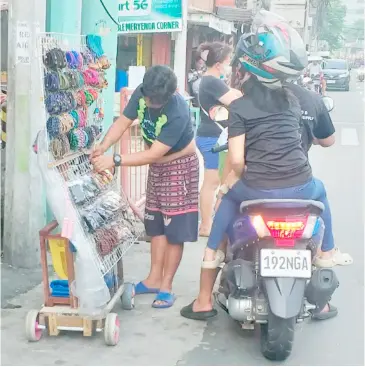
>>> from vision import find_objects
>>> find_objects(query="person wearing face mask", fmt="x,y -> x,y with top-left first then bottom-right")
196,42 -> 242,237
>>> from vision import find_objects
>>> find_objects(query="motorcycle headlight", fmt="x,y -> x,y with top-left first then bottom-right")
339,73 -> 349,78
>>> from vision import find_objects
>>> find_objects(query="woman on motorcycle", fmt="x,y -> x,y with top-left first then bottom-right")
196,42 -> 242,236
181,11 -> 339,321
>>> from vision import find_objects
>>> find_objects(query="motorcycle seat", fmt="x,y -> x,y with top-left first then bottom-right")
239,199 -> 324,215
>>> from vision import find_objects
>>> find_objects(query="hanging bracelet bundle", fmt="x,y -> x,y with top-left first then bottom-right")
43,36 -> 108,160
66,50 -> 84,69
49,134 -> 71,159
44,48 -> 66,69
45,91 -> 77,114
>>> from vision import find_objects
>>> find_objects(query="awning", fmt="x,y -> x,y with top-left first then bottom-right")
216,6 -> 253,23
188,11 -> 236,35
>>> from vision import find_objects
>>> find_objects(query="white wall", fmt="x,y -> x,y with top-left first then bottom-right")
271,0 -> 306,28
270,0 -> 308,43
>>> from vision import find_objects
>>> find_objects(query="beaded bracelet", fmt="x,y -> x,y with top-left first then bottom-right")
45,71 -> 60,92
69,110 -> 79,128
45,91 -> 77,114
75,51 -> 84,70
83,69 -> 99,86
78,109 -> 87,127
59,113 -> 75,134
86,35 -> 104,58
47,116 -> 60,138
50,134 -> 70,159
75,90 -> 86,106
58,71 -> 70,90
44,48 -> 66,69
66,51 -> 77,69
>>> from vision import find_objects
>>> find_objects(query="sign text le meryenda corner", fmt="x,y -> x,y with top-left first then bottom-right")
118,0 -> 182,34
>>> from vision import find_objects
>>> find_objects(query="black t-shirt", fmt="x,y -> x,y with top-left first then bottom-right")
197,75 -> 230,137
123,85 -> 194,155
285,83 -> 335,152
228,79 -> 312,189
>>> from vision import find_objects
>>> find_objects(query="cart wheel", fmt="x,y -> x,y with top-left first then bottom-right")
25,310 -> 43,342
121,282 -> 135,310
104,313 -> 120,346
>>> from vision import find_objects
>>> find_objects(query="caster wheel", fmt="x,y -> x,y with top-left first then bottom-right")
121,282 -> 135,310
25,310 -> 43,342
104,313 -> 120,346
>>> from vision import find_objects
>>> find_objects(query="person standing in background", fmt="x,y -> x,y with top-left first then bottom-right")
196,42 -> 242,237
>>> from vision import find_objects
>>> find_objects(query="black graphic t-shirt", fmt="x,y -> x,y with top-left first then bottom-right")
228,78 -> 312,189
285,83 -> 335,152
123,85 -> 194,154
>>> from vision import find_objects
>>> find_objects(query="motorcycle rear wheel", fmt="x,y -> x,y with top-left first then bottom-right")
260,310 -> 295,361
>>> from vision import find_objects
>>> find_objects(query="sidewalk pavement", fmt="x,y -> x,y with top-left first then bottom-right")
1,238 -> 210,366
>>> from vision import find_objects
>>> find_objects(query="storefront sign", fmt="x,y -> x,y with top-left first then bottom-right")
118,0 -> 182,33
16,21 -> 31,64
188,13 -> 235,35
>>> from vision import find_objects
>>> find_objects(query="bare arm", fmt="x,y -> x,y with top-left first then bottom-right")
313,134 -> 335,147
121,140 -> 171,167
219,89 -> 243,106
99,114 -> 134,151
228,134 -> 246,177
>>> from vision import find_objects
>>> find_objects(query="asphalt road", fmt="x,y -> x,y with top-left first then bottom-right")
1,78 -> 364,366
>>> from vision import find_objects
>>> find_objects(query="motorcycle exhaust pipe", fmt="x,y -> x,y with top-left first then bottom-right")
214,292 -> 229,314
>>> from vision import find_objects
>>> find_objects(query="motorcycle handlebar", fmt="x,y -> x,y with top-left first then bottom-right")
211,144 -> 228,153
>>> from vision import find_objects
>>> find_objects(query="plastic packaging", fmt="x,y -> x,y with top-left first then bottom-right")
36,130 -> 110,315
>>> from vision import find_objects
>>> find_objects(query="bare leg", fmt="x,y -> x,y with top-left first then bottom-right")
143,235 -> 168,289
193,240 -> 227,312
154,243 -> 184,306
199,169 -> 220,236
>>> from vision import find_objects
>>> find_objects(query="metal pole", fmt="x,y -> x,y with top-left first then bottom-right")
3,0 -> 46,267
173,0 -> 188,93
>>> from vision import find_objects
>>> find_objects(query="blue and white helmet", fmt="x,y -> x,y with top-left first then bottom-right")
233,10 -> 308,88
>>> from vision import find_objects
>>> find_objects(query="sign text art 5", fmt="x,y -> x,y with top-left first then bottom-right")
118,0 -> 182,34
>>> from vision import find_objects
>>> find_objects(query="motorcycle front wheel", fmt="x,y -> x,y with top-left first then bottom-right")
260,310 -> 295,361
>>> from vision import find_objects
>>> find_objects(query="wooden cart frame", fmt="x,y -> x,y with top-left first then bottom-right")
25,220 -> 135,346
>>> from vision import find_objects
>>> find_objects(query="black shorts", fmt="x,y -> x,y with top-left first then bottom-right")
144,153 -> 199,244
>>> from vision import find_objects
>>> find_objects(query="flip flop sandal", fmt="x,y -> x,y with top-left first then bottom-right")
152,292 -> 176,309
310,304 -> 338,320
180,301 -> 218,321
314,247 -> 353,268
135,281 -> 159,295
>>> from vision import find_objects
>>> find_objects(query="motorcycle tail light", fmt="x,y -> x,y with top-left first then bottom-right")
265,216 -> 307,239
250,214 -> 317,246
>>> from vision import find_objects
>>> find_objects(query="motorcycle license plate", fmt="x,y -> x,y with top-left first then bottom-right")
327,80 -> 336,84
260,249 -> 312,278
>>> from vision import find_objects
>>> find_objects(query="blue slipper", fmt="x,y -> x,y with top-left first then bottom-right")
152,292 -> 176,309
135,281 -> 159,295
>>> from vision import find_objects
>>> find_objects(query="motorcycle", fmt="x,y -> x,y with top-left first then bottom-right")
310,74 -> 322,94
299,75 -> 314,91
207,100 -> 338,361
300,74 -> 323,95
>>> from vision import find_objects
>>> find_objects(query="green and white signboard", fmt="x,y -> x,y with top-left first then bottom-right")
118,0 -> 182,33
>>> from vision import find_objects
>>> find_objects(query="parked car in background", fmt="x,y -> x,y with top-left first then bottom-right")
322,59 -> 351,91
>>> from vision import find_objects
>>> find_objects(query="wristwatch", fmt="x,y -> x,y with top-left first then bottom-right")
113,153 -> 122,167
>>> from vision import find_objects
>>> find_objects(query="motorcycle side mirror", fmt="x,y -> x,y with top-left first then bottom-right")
209,105 -> 229,122
322,96 -> 334,112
